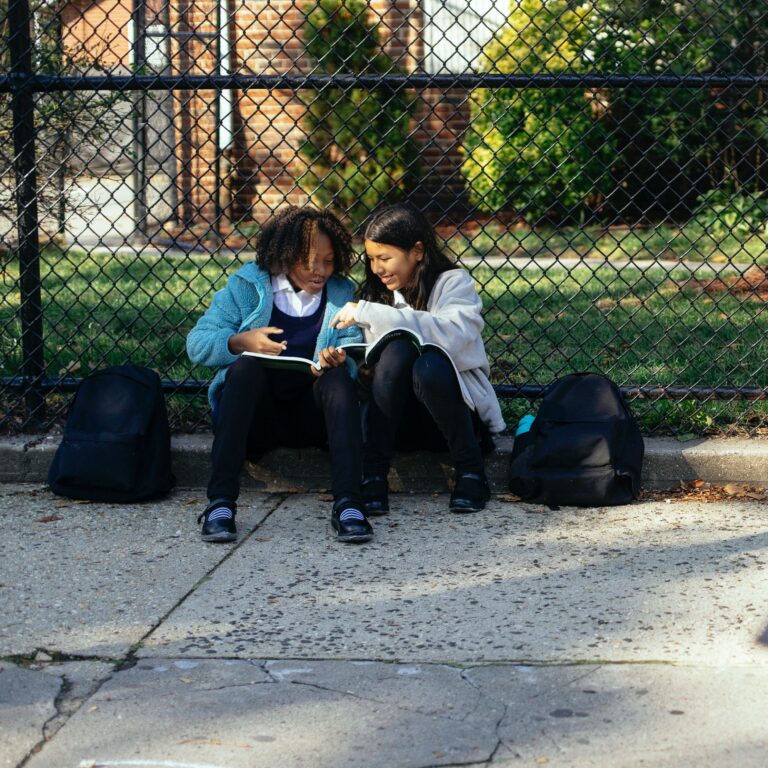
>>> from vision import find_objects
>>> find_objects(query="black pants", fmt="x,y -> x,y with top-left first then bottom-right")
208,356 -> 362,503
363,338 -> 485,477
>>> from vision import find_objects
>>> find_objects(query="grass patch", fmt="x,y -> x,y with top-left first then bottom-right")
475,263 -> 768,433
2,244 -> 767,434
445,223 -> 768,266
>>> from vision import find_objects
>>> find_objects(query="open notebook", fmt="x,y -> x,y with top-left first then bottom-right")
241,327 -> 449,374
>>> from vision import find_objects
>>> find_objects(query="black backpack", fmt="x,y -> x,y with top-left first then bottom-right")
509,373 -> 644,507
48,364 -> 174,502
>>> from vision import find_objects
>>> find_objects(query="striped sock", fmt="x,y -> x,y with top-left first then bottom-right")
339,507 -> 365,522
207,505 -> 234,523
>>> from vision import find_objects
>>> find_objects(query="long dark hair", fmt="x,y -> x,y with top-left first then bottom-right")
358,203 -> 455,310
254,205 -> 354,275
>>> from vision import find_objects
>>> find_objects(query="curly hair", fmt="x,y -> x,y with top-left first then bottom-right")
358,203 -> 455,310
254,206 -> 354,275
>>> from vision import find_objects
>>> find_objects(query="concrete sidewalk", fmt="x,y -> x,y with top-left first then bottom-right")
1,483 -> 767,767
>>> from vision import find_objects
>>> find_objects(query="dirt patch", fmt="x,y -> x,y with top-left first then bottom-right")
434,212 -> 522,239
676,266 -> 768,299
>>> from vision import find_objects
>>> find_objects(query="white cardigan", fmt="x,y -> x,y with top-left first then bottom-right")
354,269 -> 506,434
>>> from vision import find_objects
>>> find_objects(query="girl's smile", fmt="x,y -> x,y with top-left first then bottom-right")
364,238 -> 424,292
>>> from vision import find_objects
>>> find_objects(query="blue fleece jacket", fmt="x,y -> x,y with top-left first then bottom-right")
186,262 -> 363,410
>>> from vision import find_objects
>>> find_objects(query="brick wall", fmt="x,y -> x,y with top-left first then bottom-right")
61,0 -> 132,70
227,0 -> 312,222
60,0 -> 471,230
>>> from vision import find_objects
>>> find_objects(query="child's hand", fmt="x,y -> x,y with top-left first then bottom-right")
329,302 -> 359,330
312,346 -> 346,376
228,327 -> 287,355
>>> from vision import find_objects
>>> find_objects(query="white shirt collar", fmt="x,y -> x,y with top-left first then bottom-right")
392,289 -> 409,307
271,273 -> 323,318
271,273 -> 297,294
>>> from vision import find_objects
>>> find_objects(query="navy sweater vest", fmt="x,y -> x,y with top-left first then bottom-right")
269,290 -> 327,360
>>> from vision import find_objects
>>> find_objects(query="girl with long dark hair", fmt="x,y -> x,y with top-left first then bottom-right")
331,203 -> 505,514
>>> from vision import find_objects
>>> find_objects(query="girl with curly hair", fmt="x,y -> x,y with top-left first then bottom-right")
188,206 -> 373,544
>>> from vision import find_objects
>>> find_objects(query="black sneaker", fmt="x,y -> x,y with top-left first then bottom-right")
449,472 -> 490,513
198,500 -> 237,542
362,475 -> 389,516
331,498 -> 373,543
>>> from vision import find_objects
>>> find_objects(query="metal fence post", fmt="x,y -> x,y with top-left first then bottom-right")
132,0 -> 149,241
8,0 -> 45,428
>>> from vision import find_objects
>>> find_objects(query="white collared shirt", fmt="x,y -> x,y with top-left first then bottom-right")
392,290 -> 409,307
271,273 -> 323,318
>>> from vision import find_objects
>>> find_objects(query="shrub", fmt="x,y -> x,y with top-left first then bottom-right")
462,0 -> 612,224
299,0 -> 420,228
693,190 -> 768,240
462,0 -> 768,224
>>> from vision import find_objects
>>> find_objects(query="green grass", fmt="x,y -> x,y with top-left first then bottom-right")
2,241 -> 767,434
474,264 -> 768,434
445,223 -> 768,266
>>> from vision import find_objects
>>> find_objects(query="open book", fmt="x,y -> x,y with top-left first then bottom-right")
241,327 -> 447,374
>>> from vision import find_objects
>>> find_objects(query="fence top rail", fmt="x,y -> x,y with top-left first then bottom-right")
2,71 -> 768,92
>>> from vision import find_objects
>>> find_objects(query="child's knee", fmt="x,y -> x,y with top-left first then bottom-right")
316,365 -> 355,401
412,352 -> 454,397
221,357 -> 267,398
372,339 -> 419,402
378,338 -> 419,370
224,355 -> 266,388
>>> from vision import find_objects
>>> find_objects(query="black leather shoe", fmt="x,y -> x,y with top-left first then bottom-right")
362,475 -> 389,516
331,499 -> 374,543
198,500 -> 237,542
449,472 -> 490,513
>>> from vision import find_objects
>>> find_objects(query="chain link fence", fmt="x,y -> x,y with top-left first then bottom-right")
1,0 -> 767,435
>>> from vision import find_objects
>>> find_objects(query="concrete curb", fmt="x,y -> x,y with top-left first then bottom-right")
2,433 -> 767,491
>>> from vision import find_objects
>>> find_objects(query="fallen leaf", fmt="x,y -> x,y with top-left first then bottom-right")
535,758 -> 550,765
642,483 -> 767,503
35,515 -> 61,523
497,493 -> 522,503
179,676 -> 194,683
688,479 -> 705,489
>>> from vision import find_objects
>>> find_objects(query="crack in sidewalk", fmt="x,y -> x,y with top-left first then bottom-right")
458,667 -> 515,765
13,493 -> 288,768
260,661 -> 497,729
128,492 -> 288,666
